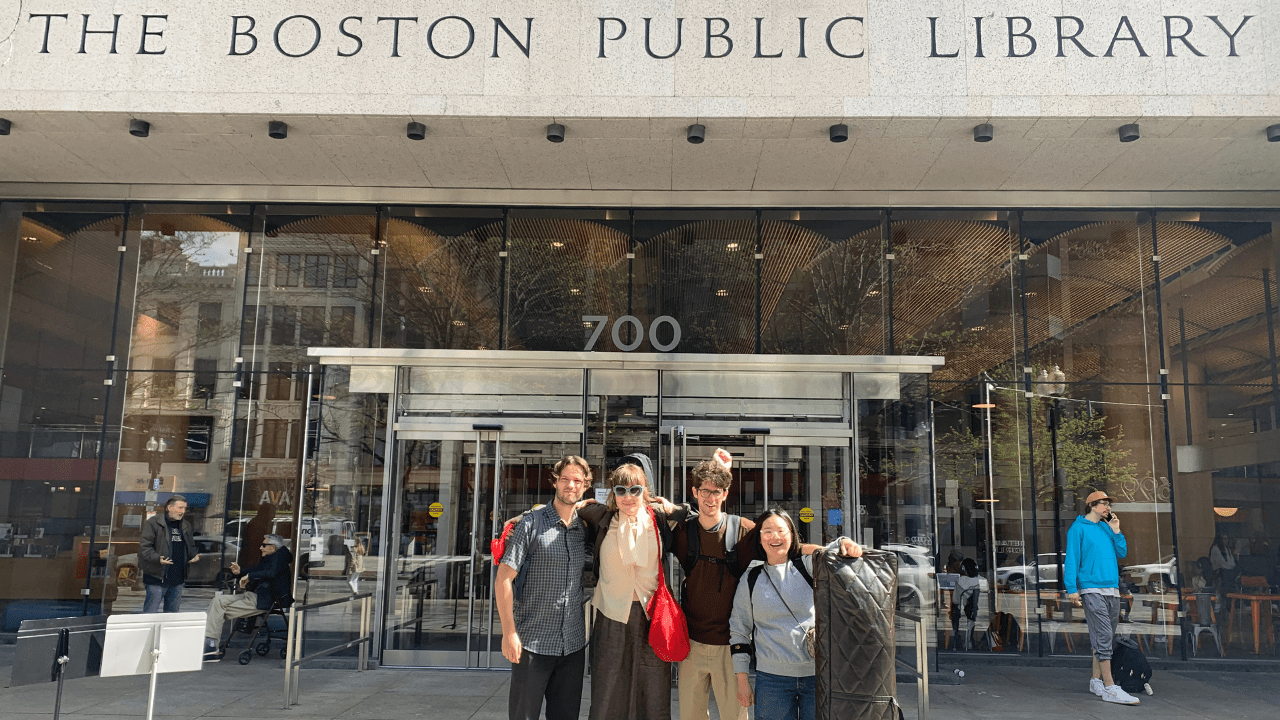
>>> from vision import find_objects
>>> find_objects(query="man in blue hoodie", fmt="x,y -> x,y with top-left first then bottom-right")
1065,490 -> 1139,706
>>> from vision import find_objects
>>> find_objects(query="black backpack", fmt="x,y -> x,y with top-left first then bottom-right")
679,515 -> 744,600
746,555 -> 815,596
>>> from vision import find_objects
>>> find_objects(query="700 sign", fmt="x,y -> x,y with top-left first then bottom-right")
583,315 -> 681,352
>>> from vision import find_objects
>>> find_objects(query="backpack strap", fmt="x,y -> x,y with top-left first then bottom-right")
747,563 -> 764,597
792,555 -> 815,588
680,519 -> 701,575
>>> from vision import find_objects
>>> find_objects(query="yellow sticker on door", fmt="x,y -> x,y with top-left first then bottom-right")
798,507 -> 814,523
428,502 -> 444,518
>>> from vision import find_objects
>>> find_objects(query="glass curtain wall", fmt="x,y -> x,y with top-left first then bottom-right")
0,201 -> 1274,662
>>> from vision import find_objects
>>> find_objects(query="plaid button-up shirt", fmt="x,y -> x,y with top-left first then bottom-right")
500,503 -> 588,656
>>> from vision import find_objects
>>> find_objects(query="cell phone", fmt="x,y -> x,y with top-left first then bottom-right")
1106,510 -> 1117,522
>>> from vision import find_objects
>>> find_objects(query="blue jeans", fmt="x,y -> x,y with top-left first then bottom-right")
754,670 -> 815,720
143,583 -> 184,613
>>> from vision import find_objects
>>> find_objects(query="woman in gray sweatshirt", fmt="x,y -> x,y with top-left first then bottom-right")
729,508 -> 847,720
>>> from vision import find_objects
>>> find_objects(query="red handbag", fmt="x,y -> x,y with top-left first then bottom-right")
645,508 -> 691,662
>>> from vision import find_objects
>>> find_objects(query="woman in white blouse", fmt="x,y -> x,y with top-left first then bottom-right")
578,461 -> 686,720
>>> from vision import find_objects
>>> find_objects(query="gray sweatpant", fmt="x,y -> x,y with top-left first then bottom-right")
1080,592 -> 1120,661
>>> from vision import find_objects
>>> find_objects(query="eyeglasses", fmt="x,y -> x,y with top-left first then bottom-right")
761,529 -> 791,538
695,488 -> 726,499
613,485 -> 645,497
261,543 -> 272,547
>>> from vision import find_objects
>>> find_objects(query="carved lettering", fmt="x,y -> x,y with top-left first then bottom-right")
274,15 -> 321,58
1206,15 -> 1252,57
427,16 -> 474,59
79,13 -> 121,54
644,17 -> 683,59
974,17 -> 985,58
338,16 -> 363,58
377,16 -> 418,58
754,18 -> 781,58
1104,16 -> 1148,57
492,18 -> 533,58
138,15 -> 167,55
597,18 -> 626,58
1163,16 -> 1204,57
928,17 -> 958,58
798,17 -> 807,58
825,17 -> 864,58
1054,16 -> 1094,57
1006,17 -> 1036,57
28,14 -> 68,54
229,15 -> 258,56
705,18 -> 732,58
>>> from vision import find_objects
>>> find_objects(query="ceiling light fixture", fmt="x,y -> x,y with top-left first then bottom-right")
1213,507 -> 1237,517
687,124 -> 705,144
726,242 -> 739,250
972,402 -> 996,409
1267,124 -> 1280,142
546,123 -> 565,143
129,119 -> 150,138
715,289 -> 728,296
1118,123 -> 1140,143
269,121 -> 288,139
973,123 -> 994,142
829,123 -> 849,143
0,118 -> 11,135
406,122 -> 426,141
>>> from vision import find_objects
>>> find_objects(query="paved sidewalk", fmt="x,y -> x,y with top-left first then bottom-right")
1,645 -> 1277,719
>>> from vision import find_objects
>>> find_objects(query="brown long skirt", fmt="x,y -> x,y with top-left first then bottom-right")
589,601 -> 672,720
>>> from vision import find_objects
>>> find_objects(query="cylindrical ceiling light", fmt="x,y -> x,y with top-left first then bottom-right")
0,118 -> 11,136
829,123 -> 849,143
973,123 -> 994,142
546,123 -> 565,143
129,119 -> 151,138
1267,124 -> 1280,142
687,124 -> 705,144
406,122 -> 426,141
268,120 -> 288,140
1118,123 -> 1140,142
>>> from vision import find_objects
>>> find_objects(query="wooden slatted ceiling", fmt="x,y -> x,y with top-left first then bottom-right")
1174,239 -> 1274,345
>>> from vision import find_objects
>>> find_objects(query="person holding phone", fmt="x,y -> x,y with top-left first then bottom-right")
1065,490 -> 1138,706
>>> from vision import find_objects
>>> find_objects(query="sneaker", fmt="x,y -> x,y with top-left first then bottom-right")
1090,678 -> 1105,696
1102,685 -> 1140,705
203,650 -> 221,663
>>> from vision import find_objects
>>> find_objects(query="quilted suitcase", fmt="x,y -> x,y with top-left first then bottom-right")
814,548 -> 904,720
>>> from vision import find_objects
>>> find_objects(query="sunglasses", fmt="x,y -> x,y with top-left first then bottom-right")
612,485 -> 645,497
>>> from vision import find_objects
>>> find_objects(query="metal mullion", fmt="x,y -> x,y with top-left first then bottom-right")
84,202 -> 134,613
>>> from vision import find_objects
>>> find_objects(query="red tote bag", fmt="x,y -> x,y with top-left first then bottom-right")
645,508 -> 691,662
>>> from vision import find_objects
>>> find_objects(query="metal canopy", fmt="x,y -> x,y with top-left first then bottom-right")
307,348 -> 945,375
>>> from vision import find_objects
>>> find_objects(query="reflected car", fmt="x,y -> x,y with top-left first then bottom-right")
995,553 -> 1063,593
1124,555 -> 1178,594
117,537 -> 241,589
883,543 -> 936,611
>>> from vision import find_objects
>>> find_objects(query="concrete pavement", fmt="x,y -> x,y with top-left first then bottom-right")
1,644 -> 1277,719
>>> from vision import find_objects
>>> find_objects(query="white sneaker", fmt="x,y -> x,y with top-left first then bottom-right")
1102,685 -> 1141,705
1090,678 -> 1105,696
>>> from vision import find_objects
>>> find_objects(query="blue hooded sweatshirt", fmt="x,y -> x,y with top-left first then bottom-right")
1064,514 -> 1127,594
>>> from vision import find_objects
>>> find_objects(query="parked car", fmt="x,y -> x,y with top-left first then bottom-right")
996,553 -> 1064,593
226,515 -> 325,567
117,537 -> 241,589
883,543 -> 936,610
1124,555 -> 1178,594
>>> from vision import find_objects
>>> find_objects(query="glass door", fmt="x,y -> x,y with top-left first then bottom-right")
380,426 -> 581,668
662,426 -> 852,547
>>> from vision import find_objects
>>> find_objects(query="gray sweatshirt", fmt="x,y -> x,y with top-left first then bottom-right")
729,539 -> 844,677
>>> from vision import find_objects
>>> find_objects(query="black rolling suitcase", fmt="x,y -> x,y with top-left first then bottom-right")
1110,637 -> 1153,695
814,548 -> 904,720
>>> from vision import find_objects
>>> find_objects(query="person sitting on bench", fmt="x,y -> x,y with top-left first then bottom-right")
203,534 -> 293,662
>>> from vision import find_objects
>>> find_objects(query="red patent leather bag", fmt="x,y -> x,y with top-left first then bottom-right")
645,508 -> 691,662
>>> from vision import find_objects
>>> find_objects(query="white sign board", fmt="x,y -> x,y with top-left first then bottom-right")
101,612 -> 206,677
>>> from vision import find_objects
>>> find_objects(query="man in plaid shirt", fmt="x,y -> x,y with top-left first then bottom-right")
496,456 -> 592,720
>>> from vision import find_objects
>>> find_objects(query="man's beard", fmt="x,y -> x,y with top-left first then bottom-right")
555,489 -> 584,507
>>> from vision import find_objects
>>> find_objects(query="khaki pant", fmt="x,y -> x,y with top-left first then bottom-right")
205,591 -> 264,641
678,639 -> 747,720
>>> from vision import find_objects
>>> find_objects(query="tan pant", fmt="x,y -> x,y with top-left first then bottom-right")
205,591 -> 264,641
678,639 -> 747,720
